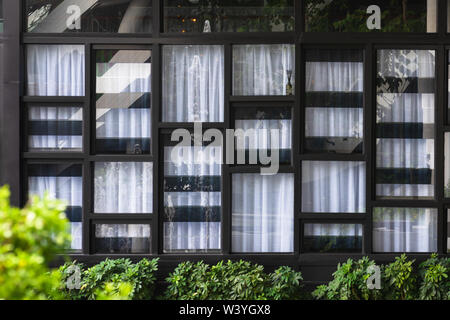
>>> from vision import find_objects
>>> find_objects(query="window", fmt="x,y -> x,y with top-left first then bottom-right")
95,49 -> 152,154
162,45 -> 224,122
28,164 -> 82,251
376,49 -> 435,200
448,210 -> 450,253
26,0 -> 153,33
373,207 -> 437,253
302,161 -> 366,213
94,224 -> 151,254
303,224 -> 363,253
306,0 -> 436,33
233,44 -> 295,96
163,0 -> 294,33
445,133 -> 450,197
27,44 -> 85,96
27,105 -> 83,152
305,49 -> 364,154
232,174 -> 294,253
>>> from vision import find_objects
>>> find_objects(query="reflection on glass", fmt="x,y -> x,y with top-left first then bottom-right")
233,44 -> 295,96
28,164 -> 82,250
305,49 -> 364,154
96,49 -> 151,154
163,140 -> 222,253
302,161 -> 366,213
0,0 -> 3,32
94,162 -> 153,214
94,224 -> 151,254
234,107 -> 292,165
164,0 -> 294,33
306,0 -> 436,33
232,174 -> 294,253
303,224 -> 362,253
162,45 -> 224,122
376,49 -> 435,200
26,0 -> 153,33
373,207 -> 437,252
448,210 -> 450,253
28,106 -> 83,151
445,133 -> 450,197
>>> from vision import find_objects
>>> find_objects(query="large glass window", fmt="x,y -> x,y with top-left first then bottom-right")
232,173 -> 294,253
26,0 -> 153,33
373,207 -> 438,252
306,0 -> 436,33
28,163 -> 82,251
163,0 -> 294,33
94,224 -> 151,254
305,49 -> 364,154
95,49 -> 151,154
376,49 -> 435,200
162,45 -> 224,122
303,224 -> 363,253
233,44 -> 295,96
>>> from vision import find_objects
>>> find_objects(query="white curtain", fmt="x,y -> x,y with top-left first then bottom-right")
164,146 -> 221,252
233,44 -> 294,96
95,224 -> 150,253
302,161 -> 365,213
162,45 -> 224,122
232,174 -> 294,253
29,106 -> 83,151
27,45 -> 85,96
94,162 -> 153,213
373,208 -> 438,252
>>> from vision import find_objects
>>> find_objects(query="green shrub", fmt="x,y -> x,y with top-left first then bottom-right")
417,254 -> 450,300
312,257 -> 382,300
165,260 -> 303,300
0,186 -> 71,300
382,254 -> 417,300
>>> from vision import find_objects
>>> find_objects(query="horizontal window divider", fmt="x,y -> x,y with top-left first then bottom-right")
370,200 -> 439,208
299,154 -> 365,161
87,155 -> 154,162
298,213 -> 366,220
23,152 -> 85,159
231,102 -> 295,108
158,122 -> 226,129
24,158 -> 84,165
92,44 -> 152,50
228,165 -> 294,173
23,96 -> 85,103
301,33 -> 442,44
230,96 -> 295,103
89,216 -> 153,223
298,253 -> 448,265
443,125 -> 450,131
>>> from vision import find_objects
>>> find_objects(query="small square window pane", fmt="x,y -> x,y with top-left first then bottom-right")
302,161 -> 366,213
28,105 -> 83,152
95,49 -> 151,154
27,45 -> 85,96
232,174 -> 294,253
94,224 -> 151,254
94,162 -> 153,214
303,224 -> 363,253
233,44 -> 295,96
162,45 -> 224,122
28,164 -> 82,251
445,133 -> 450,197
305,49 -> 364,154
373,207 -> 438,253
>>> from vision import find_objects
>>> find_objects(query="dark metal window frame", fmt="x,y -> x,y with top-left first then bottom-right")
0,0 -> 445,271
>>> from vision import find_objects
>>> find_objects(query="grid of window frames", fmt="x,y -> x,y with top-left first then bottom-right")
19,0 -> 449,264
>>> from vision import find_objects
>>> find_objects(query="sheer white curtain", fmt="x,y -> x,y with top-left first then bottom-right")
304,224 -> 362,238
162,45 -> 224,122
94,162 -> 153,213
302,161 -> 365,213
233,44 -> 295,96
164,146 -> 221,252
232,174 -> 294,253
27,45 -> 85,96
373,208 -> 437,252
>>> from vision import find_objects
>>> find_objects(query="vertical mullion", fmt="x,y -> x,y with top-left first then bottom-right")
295,0 -> 304,34
294,41 -> 302,255
153,0 -> 161,37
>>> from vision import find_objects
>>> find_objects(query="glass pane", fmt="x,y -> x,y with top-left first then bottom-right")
234,107 -> 291,165
94,224 -> 150,254
373,207 -> 438,252
303,224 -> 363,253
28,164 -> 82,251
94,162 -> 153,214
305,49 -> 364,154
95,49 -> 151,154
0,0 -> 3,32
162,45 -> 224,122
26,0 -> 153,33
27,45 -> 85,96
232,174 -> 294,253
306,0 -> 436,33
376,49 -> 435,200
163,0 -> 294,33
28,106 -> 82,152
448,210 -> 450,253
233,44 -> 295,96
445,133 -> 450,197
164,140 -> 222,253
302,161 -> 366,213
